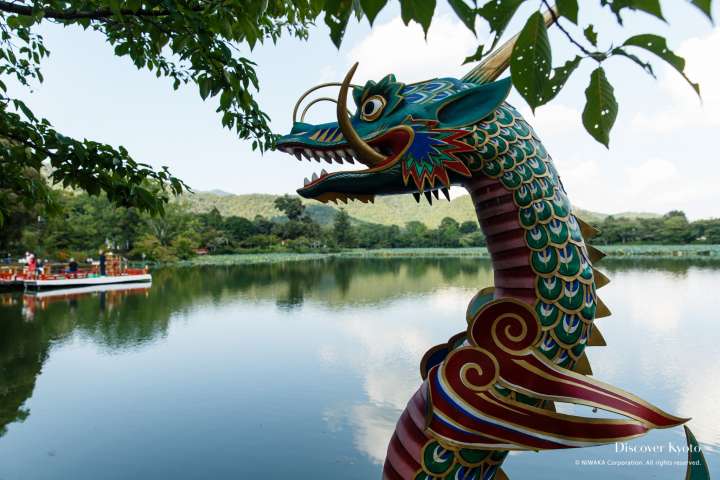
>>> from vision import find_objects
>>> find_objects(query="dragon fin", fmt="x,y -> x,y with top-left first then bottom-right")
595,296 -> 612,318
495,468 -> 510,480
588,326 -> 607,346
586,245 -> 606,264
573,352 -> 593,375
593,268 -> 610,288
684,426 -> 710,480
576,217 -> 601,240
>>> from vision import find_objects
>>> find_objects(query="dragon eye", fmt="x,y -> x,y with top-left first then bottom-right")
360,95 -> 386,121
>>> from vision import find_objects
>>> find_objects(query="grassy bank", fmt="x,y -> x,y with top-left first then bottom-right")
178,245 -> 720,266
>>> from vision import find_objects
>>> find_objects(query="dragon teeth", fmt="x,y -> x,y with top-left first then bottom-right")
441,187 -> 450,201
303,177 -> 310,186
343,149 -> 355,163
294,150 -> 302,161
311,172 -> 318,181
321,169 -> 328,176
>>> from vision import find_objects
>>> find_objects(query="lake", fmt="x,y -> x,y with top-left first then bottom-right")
0,257 -> 718,479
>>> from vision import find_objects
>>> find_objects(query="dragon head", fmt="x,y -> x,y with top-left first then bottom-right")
276,63 -> 511,203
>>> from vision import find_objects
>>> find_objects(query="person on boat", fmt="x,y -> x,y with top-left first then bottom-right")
27,253 -> 36,278
68,258 -> 78,274
99,250 -> 106,276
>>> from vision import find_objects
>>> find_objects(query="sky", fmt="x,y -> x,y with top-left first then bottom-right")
13,1 -> 720,219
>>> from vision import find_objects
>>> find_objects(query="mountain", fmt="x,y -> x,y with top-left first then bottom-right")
184,191 -> 660,227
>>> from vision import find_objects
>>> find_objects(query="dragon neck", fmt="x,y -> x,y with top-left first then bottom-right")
457,104 -> 601,369
466,175 -> 536,305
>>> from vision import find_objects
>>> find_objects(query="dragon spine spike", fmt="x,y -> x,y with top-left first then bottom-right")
572,352 -> 593,375
542,400 -> 557,412
593,268 -> 611,289
495,469 -> 510,480
595,296 -> 612,318
462,5 -> 559,84
576,216 -> 601,240
588,326 -> 607,347
586,245 -> 607,263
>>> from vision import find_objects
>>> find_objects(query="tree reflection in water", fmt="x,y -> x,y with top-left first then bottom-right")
0,256 -> 715,445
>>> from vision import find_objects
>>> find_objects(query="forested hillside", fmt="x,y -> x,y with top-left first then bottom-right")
181,192 -> 659,228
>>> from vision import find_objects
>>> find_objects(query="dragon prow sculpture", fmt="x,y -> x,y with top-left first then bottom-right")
276,8 -> 708,480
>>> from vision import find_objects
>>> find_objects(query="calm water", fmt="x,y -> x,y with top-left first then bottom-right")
0,258 -> 718,479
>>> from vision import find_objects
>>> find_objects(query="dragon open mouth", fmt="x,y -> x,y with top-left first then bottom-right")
276,125 -> 413,203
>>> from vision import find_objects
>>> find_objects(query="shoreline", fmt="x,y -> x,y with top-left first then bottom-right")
177,245 -> 720,267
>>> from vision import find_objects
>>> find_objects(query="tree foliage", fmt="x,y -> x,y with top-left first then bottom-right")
0,0 -> 319,221
5,189 -> 717,263
0,0 -> 713,222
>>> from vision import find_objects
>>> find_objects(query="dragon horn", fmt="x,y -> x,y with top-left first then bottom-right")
462,5 -> 559,84
336,62 -> 386,166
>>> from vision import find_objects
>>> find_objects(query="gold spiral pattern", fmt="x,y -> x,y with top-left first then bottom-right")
443,347 -> 499,392
470,299 -> 541,357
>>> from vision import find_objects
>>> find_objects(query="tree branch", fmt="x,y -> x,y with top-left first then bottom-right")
541,0 -> 594,57
0,1 -> 188,20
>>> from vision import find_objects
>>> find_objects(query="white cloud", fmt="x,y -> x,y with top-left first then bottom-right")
631,28 -> 720,132
518,104 -> 581,137
624,158 -> 678,193
346,15 -> 478,83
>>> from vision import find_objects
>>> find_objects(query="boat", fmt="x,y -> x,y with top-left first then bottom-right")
24,281 -> 152,299
0,267 -> 25,290
3,254 -> 152,290
24,272 -> 152,290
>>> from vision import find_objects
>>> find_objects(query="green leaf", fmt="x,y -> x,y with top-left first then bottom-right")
463,44 -> 485,65
688,0 -> 713,22
601,0 -> 665,24
584,25 -> 598,46
324,0 -> 354,48
623,34 -> 699,95
478,0 -> 526,48
359,0 -> 388,24
611,47 -> 655,78
542,56 -> 582,104
511,11 -> 551,112
399,0 -> 437,35
199,77 -> 211,100
448,0 -> 476,33
582,67 -> 618,148
126,0 -> 142,12
556,0 -> 579,24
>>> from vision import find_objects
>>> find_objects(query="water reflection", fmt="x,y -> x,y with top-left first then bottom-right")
0,257 -> 717,479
